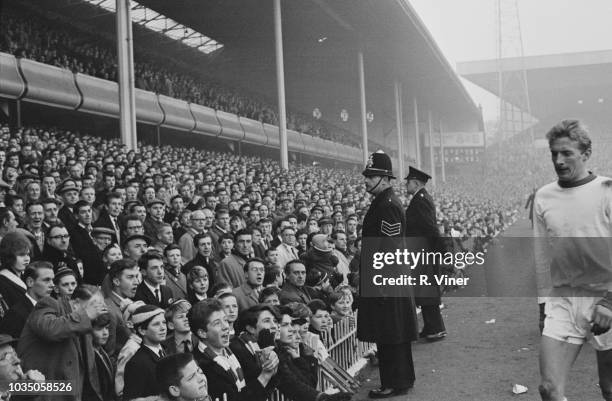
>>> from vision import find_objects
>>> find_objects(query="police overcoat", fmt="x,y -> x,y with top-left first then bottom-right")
356,187 -> 418,344
405,187 -> 443,305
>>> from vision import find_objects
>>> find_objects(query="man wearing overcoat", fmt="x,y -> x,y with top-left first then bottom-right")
405,166 -> 447,341
356,150 -> 418,398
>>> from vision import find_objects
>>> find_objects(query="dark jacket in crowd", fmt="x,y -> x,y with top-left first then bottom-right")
193,344 -> 268,401
41,243 -> 83,283
134,281 -> 174,309
279,281 -> 313,305
18,296 -> 102,401
0,296 -> 34,339
68,224 -> 107,286
275,343 -> 320,401
123,345 -> 164,400
0,271 -> 27,309
301,247 -> 339,276
229,334 -> 278,396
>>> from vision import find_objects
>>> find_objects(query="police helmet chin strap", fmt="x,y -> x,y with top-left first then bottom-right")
367,176 -> 384,194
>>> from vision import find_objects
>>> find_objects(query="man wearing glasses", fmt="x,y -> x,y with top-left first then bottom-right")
42,222 -> 83,282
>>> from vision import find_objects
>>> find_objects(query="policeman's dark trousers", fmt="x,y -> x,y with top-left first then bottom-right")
377,342 -> 415,389
421,305 -> 446,335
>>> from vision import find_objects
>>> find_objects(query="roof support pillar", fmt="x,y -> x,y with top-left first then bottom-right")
273,0 -> 289,170
428,110 -> 436,186
358,51 -> 368,164
413,97 -> 421,168
116,0 -> 137,151
439,119 -> 446,183
394,80 -> 405,180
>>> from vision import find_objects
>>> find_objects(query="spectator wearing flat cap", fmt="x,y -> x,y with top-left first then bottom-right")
53,266 -> 77,299
144,199 -> 166,240
122,233 -> 151,263
0,334 -> 45,398
56,181 -> 80,230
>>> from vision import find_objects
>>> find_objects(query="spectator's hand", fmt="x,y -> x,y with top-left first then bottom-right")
85,297 -> 108,321
592,304 -> 612,332
23,370 -> 45,382
261,348 -> 278,374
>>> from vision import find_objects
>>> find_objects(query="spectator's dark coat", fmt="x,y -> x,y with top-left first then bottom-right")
279,281 -> 313,305
229,335 -> 278,396
162,332 -> 199,355
123,345 -> 163,400
103,292 -> 130,358
193,344 -> 268,401
0,271 -> 27,309
0,296 -> 33,338
18,296 -> 102,401
69,224 -> 106,285
134,281 -> 173,309
41,243 -> 83,283
58,205 -> 78,230
163,266 -> 188,300
274,344 -> 320,401
93,208 -> 120,244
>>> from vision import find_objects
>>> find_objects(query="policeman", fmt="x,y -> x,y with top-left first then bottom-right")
405,166 -> 447,341
357,151 -> 418,399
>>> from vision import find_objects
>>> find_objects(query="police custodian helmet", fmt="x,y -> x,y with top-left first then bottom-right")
362,150 -> 396,179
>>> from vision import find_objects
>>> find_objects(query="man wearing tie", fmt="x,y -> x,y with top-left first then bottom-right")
134,251 -> 174,308
94,191 -> 123,244
275,226 -> 299,270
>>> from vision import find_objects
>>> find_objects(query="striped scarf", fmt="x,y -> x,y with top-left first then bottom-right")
198,342 -> 246,392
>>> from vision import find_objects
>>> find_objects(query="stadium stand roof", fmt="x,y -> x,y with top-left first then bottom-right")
457,50 -> 612,125
43,0 -> 481,148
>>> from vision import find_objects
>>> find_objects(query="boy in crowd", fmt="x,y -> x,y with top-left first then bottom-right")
163,299 -> 199,355
123,304 -> 168,400
91,313 -> 115,401
190,300 -> 278,401
187,266 -> 209,305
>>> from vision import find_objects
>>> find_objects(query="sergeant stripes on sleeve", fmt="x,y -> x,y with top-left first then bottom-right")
381,220 -> 401,236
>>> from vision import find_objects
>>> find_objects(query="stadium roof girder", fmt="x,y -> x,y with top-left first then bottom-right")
82,0 -> 223,55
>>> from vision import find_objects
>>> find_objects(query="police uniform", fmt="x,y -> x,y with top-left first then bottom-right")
405,167 -> 447,340
357,151 -> 418,398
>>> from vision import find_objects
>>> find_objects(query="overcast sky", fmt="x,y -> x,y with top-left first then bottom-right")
408,0 -> 612,120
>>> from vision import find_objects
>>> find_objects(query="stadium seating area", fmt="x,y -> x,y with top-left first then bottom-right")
0,3 -> 390,150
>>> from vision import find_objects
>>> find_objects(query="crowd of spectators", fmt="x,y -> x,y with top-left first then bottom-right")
0,2 -> 391,150
0,117 -> 541,399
